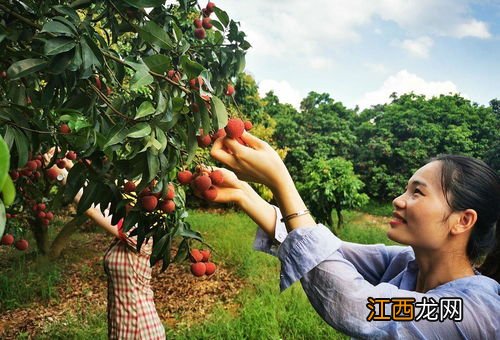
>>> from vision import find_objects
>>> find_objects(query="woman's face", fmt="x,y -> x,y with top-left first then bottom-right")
388,161 -> 454,249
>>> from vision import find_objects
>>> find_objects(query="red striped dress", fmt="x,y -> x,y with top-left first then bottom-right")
103,219 -> 165,339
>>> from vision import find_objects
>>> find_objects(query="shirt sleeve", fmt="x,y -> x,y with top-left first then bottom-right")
253,205 -> 288,256
278,224 -> 497,339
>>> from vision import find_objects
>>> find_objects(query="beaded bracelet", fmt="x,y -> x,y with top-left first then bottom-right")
280,209 -> 310,223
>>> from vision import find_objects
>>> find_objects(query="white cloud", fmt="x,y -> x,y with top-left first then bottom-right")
257,79 -> 303,109
401,36 -> 434,58
364,62 -> 388,74
308,57 -> 334,70
357,70 -> 459,109
453,19 -> 491,39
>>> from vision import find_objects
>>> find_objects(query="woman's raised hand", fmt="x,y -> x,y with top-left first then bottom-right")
195,166 -> 254,205
210,132 -> 291,191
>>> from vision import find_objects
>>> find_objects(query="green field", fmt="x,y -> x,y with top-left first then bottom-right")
2,209 -> 395,339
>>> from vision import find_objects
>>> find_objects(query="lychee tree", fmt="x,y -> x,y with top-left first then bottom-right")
0,0 -> 250,269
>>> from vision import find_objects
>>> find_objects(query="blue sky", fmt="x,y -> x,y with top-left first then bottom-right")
206,0 -> 500,109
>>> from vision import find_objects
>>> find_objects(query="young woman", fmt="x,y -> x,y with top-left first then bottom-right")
47,152 -> 165,340
206,131 -> 500,339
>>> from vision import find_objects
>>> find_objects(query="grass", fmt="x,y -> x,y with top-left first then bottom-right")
3,208 -> 395,339
359,200 -> 393,217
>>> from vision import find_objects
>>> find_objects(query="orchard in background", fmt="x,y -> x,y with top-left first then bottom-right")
0,0 -> 251,271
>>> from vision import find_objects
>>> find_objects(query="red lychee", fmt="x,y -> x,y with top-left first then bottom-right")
56,159 -> 66,169
160,200 -> 175,214
46,167 -> 58,181
211,128 -> 226,142
37,211 -> 46,219
202,17 -> 212,29
37,203 -> 46,211
25,160 -> 37,171
225,84 -> 235,96
224,118 -> 245,139
203,185 -> 218,201
244,120 -> 253,131
1,234 -> 14,246
41,218 -> 50,226
205,262 -> 216,275
94,75 -> 102,90
200,249 -> 211,262
124,181 -> 136,193
66,151 -> 77,160
166,184 -> 175,200
197,134 -> 212,148
206,2 -> 216,13
189,249 -> 204,263
59,124 -> 71,134
141,195 -> 158,212
14,239 -> 29,251
209,170 -> 224,185
45,211 -> 54,220
191,262 -> 207,277
190,102 -> 200,113
9,170 -> 19,180
193,18 -> 202,28
177,170 -> 193,185
193,175 -> 212,192
194,28 -> 206,40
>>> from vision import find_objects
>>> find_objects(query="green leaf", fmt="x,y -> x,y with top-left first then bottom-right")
41,19 -> 76,37
83,34 -> 104,66
77,181 -> 100,214
144,54 -> 171,74
154,127 -> 167,153
130,69 -> 154,90
11,128 -> 29,168
127,123 -> 151,138
177,221 -> 203,241
137,21 -> 173,50
0,200 -> 5,237
213,7 -> 229,27
0,136 -> 9,190
7,59 -> 46,80
104,125 -> 128,148
135,101 -> 155,119
44,37 -> 76,55
211,96 -> 228,129
52,6 -> 81,23
146,150 -> 159,184
180,55 -> 205,79
150,232 -> 170,267
121,0 -> 165,8
64,162 -> 86,203
1,176 -> 15,207
186,121 -> 197,165
211,20 -> 224,31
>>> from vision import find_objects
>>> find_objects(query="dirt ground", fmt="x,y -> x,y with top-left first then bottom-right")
0,231 -> 244,338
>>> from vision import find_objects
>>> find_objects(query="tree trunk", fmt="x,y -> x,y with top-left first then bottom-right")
32,221 -> 50,255
336,207 -> 343,230
48,214 -> 89,259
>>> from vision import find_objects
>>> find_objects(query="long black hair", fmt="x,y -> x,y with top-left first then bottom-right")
431,155 -> 500,282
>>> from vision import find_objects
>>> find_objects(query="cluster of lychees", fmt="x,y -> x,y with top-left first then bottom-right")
177,167 -> 223,201
123,181 -> 176,214
32,202 -> 54,226
193,2 -> 216,40
1,232 -> 28,251
189,248 -> 216,277
196,117 -> 252,149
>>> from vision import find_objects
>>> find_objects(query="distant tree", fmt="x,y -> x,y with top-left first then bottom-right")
299,157 -> 368,231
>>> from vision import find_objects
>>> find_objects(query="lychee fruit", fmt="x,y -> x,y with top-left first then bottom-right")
205,262 -> 216,275
45,212 -> 54,220
203,185 -> 218,201
200,249 -> 211,262
193,175 -> 212,192
197,134 -> 212,148
141,195 -> 158,212
189,249 -> 204,263
209,170 -> 224,185
124,181 -> 136,193
244,120 -> 253,131
165,184 -> 175,200
206,2 -> 216,13
193,18 -> 202,28
46,167 -> 59,181
25,160 -> 37,171
66,151 -> 77,160
1,234 -> 14,246
160,200 -> 175,214
59,124 -> 71,134
14,239 -> 29,251
202,17 -> 212,29
225,84 -> 235,96
224,118 -> 245,139
194,28 -> 206,40
56,159 -> 67,169
177,170 -> 193,185
191,262 -> 206,277
211,128 -> 226,142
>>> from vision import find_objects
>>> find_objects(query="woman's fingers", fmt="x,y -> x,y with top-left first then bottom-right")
210,138 -> 240,168
240,131 -> 266,149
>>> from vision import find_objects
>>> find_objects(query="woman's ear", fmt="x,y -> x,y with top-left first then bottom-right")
451,209 -> 477,235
